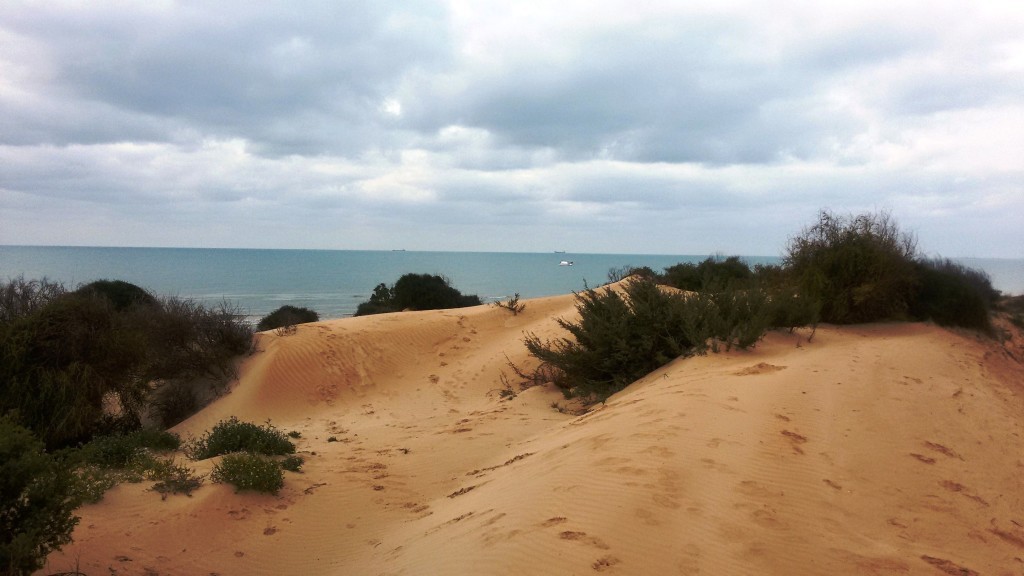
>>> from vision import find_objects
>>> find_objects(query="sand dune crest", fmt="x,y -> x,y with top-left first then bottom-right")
42,297 -> 1024,575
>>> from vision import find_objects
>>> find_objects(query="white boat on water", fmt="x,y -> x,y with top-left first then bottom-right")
559,260 -> 574,266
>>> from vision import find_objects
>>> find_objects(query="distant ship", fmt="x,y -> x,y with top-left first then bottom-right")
554,250 -> 566,254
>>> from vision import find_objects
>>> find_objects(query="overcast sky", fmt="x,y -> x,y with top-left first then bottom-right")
1,1 -> 1022,257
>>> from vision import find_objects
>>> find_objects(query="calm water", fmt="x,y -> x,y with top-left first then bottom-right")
1,246 -> 1021,321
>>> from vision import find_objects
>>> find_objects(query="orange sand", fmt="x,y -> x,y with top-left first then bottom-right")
41,292 -> 1024,575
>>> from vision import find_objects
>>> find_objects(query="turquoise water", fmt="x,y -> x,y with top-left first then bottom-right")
1,246 -> 1021,320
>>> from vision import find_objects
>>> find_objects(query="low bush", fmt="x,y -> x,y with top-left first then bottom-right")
77,429 -> 181,469
185,417 -> 295,460
355,274 -> 481,316
493,293 -> 526,315
257,305 -> 319,332
75,279 -> 157,311
280,455 -> 304,473
148,459 -> 204,499
210,453 -> 284,495
910,259 -> 998,332
0,416 -> 79,576
662,256 -> 754,292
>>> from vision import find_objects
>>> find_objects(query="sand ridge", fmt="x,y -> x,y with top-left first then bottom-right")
41,294 -> 1024,575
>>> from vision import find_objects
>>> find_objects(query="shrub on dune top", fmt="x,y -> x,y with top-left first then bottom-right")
256,305 -> 319,332
355,274 -> 481,316
784,210 -> 919,324
522,278 -> 774,400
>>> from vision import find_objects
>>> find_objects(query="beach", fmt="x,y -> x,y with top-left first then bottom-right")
41,291 -> 1024,575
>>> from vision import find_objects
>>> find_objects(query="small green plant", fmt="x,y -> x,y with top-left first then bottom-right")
287,430 -> 302,439
210,453 -> 285,495
184,417 -> 295,460
148,459 -> 204,499
494,293 -> 526,315
280,455 -> 304,473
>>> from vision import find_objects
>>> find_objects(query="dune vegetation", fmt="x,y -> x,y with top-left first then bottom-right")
1,210 -> 1018,575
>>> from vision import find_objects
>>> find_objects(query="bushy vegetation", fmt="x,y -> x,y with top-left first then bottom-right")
184,417 -> 295,460
909,259 -> 999,332
210,453 -> 284,495
257,305 -> 319,332
784,210 -> 920,324
355,274 -> 481,316
0,278 -> 253,449
0,416 -> 79,576
661,256 -> 755,292
520,210 -> 1000,403
523,279 -> 775,400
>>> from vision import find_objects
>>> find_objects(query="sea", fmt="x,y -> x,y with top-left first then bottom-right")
2,246 -> 1022,322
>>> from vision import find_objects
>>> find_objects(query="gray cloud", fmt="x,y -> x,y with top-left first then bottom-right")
1,1 -> 1022,258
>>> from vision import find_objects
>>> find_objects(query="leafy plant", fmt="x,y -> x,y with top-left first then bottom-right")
257,305 -> 319,333
148,459 -> 204,499
280,455 -> 304,473
355,274 -> 481,316
184,417 -> 295,460
0,416 -> 80,576
210,453 -> 284,495
784,210 -> 919,324
494,293 -> 526,315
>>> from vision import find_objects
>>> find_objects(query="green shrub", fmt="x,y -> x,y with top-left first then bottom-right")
148,459 -> 204,499
0,279 -> 253,450
493,293 -> 526,315
523,279 -> 711,399
77,429 -> 181,470
185,417 -> 296,460
784,210 -> 919,324
0,416 -> 80,576
910,259 -> 998,331
662,256 -> 754,292
257,305 -> 319,332
0,293 -> 150,448
280,455 -> 304,473
75,279 -> 157,311
607,265 -> 658,283
210,453 -> 284,494
355,274 -> 481,316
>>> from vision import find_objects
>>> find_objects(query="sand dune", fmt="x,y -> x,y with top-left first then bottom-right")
42,292 -> 1024,575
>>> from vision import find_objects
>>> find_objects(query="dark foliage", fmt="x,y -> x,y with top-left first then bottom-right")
662,256 -> 754,292
910,259 -> 998,331
0,417 -> 79,576
355,274 -> 481,316
0,277 -> 66,326
0,293 -> 149,448
784,210 -> 919,324
75,280 -> 157,311
0,278 -> 254,450
256,305 -> 319,332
